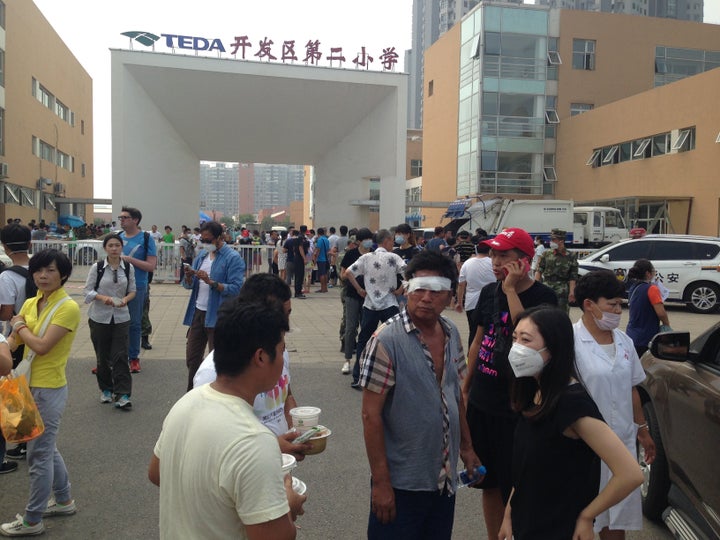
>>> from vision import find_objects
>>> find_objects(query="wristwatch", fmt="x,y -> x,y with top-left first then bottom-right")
210,281 -> 219,291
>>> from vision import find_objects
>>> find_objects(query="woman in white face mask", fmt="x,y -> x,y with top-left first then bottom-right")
499,306 -> 642,540
571,270 -> 655,540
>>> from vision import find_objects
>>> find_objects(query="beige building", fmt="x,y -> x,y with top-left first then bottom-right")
422,3 -> 720,234
2,1 -> 93,226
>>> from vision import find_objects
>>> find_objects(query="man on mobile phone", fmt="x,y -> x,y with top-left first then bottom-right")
462,228 -> 557,540
534,228 -> 578,314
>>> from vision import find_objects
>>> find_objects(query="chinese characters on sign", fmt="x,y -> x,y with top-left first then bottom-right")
126,32 -> 398,71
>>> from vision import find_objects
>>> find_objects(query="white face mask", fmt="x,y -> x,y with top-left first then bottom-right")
593,310 -> 621,331
361,240 -> 373,249
508,343 -> 548,378
395,235 -> 405,245
201,242 -> 217,253
549,241 -> 559,250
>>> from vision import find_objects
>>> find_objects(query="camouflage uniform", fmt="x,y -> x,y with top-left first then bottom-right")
537,249 -> 578,313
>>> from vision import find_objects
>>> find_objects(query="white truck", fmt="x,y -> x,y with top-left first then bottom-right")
445,198 -> 628,248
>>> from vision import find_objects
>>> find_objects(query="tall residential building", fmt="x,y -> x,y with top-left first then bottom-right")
253,164 -> 304,213
237,163 -> 254,215
422,2 -> 720,234
199,162 -> 240,218
535,0 -> 703,22
2,1 -> 93,225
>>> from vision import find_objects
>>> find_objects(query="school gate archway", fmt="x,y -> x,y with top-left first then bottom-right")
111,49 -> 407,230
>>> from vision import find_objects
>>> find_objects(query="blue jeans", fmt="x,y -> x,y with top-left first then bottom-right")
353,305 -> 399,383
26,386 -> 71,524
367,485 -> 456,540
127,284 -> 147,360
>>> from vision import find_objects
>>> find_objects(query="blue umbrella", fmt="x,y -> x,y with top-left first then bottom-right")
58,215 -> 85,228
199,211 -> 212,223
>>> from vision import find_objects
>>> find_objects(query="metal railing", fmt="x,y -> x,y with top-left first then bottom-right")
29,240 -> 276,283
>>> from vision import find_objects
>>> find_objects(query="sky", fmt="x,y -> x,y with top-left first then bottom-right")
32,1 -> 720,200
32,0 -> 415,199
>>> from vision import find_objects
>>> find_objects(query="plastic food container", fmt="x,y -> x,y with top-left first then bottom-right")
281,453 -> 297,475
304,425 -> 332,455
292,477 -> 307,496
289,406 -> 321,432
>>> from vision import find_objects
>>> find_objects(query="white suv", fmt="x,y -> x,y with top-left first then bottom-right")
578,235 -> 720,314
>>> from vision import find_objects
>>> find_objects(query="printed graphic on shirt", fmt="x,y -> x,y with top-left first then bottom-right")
477,311 -> 510,378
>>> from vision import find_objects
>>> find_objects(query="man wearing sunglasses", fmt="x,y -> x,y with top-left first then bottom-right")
118,206 -> 157,374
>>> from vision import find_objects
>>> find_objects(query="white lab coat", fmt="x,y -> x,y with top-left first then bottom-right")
573,319 -> 646,532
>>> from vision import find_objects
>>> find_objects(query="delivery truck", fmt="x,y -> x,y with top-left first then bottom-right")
442,198 -> 628,248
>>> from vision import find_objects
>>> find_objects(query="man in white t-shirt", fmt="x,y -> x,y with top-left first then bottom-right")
149,300 -> 306,539
455,241 -> 496,348
193,273 -> 311,460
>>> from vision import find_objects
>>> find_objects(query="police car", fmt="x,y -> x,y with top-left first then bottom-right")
578,235 -> 720,314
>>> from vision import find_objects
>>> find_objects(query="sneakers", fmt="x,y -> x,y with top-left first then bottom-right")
5,445 -> 26,461
341,361 -> 350,375
0,461 -> 18,474
115,395 -> 132,410
350,381 -> 361,390
100,390 -> 113,404
43,499 -> 76,517
0,514 -> 44,536
141,337 -> 152,350
129,359 -> 141,373
295,294 -> 307,299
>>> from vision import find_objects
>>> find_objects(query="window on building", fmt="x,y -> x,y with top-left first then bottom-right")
543,167 -> 557,182
601,145 -> 618,164
38,84 -> 54,109
0,50 -> 4,88
672,128 -> 694,152
545,110 -> 560,124
619,142 -> 633,162
0,108 -> 4,156
410,159 -> 422,177
716,132 -> 720,144
586,149 -> 601,166
428,80 -> 434,97
653,133 -> 669,156
572,39 -> 596,70
570,103 -> 593,116
81,163 -> 86,178
547,51 -> 562,65
633,138 -> 651,158
0,2 -> 5,29
81,120 -> 85,135
55,100 -> 70,123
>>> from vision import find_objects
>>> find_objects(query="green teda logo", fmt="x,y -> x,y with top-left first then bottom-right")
121,31 -> 161,47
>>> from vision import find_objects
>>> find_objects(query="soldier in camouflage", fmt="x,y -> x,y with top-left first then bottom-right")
534,228 -> 578,313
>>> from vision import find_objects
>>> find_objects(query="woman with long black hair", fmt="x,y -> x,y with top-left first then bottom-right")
499,307 -> 642,540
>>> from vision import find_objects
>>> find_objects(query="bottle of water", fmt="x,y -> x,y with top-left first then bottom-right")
457,465 -> 487,488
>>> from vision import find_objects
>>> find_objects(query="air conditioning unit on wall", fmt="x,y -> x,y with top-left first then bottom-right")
0,163 -> 8,178
54,182 -> 65,196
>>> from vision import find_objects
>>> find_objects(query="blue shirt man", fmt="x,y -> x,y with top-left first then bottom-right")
119,206 -> 157,373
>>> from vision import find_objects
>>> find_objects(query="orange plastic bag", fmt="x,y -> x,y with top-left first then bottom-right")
0,374 -> 45,443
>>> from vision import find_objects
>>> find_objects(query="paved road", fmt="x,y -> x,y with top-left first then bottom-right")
1,283 -> 706,538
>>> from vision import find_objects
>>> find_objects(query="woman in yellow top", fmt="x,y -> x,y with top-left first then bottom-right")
0,249 -> 80,537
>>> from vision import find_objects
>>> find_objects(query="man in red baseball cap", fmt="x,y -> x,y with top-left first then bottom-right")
462,226 -> 558,539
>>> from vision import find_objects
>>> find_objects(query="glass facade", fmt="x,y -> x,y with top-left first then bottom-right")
654,45 -> 720,87
458,5 -> 555,197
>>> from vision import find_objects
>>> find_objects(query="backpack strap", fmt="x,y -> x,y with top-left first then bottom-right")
95,260 -> 106,291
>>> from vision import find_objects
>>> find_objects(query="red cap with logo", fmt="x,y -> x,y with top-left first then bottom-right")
480,228 -> 535,258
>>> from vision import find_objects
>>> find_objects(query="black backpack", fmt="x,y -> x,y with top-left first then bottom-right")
4,266 -> 38,302
95,260 -> 131,294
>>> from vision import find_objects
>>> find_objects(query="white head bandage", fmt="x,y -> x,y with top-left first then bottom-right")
406,276 -> 452,294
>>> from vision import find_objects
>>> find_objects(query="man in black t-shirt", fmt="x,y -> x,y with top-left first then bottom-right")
461,228 -> 557,540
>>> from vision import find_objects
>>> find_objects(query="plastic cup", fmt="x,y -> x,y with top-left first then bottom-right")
281,453 -> 297,475
292,477 -> 307,496
289,406 -> 321,432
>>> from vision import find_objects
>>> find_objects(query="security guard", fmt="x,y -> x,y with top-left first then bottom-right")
534,228 -> 578,313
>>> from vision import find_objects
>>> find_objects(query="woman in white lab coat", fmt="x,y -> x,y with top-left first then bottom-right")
572,270 -> 656,540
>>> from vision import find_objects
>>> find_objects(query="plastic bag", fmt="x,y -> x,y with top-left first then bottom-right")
0,374 -> 45,443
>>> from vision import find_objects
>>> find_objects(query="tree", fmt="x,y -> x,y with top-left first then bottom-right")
236,214 -> 256,226
220,216 -> 235,229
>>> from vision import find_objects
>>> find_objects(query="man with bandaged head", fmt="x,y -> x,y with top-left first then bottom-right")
359,250 -> 482,539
